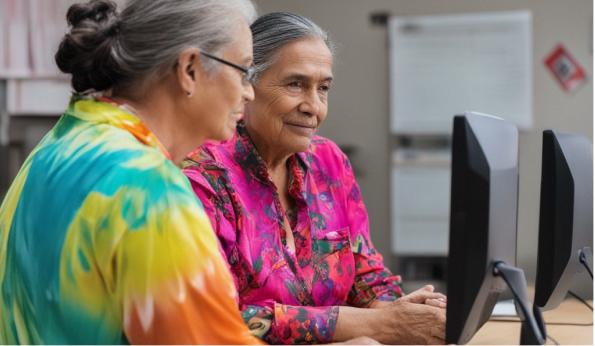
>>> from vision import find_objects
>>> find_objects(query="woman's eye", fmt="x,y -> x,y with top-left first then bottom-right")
319,84 -> 330,93
287,81 -> 302,89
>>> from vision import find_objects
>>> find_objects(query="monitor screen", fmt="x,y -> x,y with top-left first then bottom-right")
446,112 -> 519,344
534,130 -> 593,310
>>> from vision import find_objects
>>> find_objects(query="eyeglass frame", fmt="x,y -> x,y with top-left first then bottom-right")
200,51 -> 256,85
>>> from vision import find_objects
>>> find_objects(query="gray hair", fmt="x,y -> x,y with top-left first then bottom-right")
56,0 -> 257,93
251,12 -> 335,81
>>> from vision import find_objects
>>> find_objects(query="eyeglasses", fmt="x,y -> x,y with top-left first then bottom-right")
200,51 -> 256,85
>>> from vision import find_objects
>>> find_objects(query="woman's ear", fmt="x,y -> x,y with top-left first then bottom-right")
175,47 -> 202,97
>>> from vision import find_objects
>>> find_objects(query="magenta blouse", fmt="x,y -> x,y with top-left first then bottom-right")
183,122 -> 403,344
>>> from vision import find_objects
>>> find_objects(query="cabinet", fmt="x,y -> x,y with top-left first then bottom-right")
391,159 -> 450,256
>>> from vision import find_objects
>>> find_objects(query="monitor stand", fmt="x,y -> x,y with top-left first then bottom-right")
493,261 -> 546,345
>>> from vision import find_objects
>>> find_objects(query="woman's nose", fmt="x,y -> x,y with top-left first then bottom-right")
298,90 -> 322,116
243,83 -> 255,102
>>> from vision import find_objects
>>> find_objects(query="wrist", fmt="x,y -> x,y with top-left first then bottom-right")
368,300 -> 392,309
334,306 -> 378,342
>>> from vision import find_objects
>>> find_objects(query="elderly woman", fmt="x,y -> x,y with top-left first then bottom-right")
184,12 -> 446,345
0,0 -> 263,344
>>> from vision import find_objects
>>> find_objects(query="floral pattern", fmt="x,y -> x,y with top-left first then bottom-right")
183,121 -> 403,344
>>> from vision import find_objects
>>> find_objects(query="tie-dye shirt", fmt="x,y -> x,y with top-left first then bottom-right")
0,97 -> 261,344
183,121 -> 403,344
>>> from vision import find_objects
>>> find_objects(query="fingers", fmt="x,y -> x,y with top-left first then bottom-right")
425,298 -> 447,309
402,291 -> 447,304
425,293 -> 447,304
401,285 -> 447,305
433,292 -> 447,301
429,309 -> 446,345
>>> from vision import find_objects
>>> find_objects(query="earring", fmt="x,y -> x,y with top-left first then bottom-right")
186,91 -> 192,97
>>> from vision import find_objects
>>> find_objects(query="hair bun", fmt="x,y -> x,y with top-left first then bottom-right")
66,0 -> 117,27
55,0 -> 124,92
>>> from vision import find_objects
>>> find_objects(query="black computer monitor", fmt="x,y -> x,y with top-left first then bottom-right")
446,112 -> 544,345
534,130 -> 593,310
446,112 -> 519,344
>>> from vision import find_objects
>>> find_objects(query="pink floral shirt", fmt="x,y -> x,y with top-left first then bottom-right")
183,122 -> 403,344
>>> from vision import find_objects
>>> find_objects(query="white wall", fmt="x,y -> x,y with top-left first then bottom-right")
254,0 -> 593,291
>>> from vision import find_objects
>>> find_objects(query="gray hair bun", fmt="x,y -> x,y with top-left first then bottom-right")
55,0 -> 123,93
56,0 -> 257,95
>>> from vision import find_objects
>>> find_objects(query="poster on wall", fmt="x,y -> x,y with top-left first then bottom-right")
543,44 -> 587,93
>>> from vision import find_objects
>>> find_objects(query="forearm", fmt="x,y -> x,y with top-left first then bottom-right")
368,300 -> 392,309
333,306 -> 382,342
335,300 -> 447,345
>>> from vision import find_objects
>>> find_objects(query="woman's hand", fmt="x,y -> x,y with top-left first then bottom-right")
379,299 -> 446,344
335,295 -> 446,344
370,285 -> 447,310
399,285 -> 447,309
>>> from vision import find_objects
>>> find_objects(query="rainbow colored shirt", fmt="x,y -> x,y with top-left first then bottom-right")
183,121 -> 404,344
0,98 -> 261,344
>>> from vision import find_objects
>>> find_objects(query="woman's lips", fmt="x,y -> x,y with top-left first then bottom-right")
285,122 -> 317,136
284,121 -> 316,129
232,112 -> 244,121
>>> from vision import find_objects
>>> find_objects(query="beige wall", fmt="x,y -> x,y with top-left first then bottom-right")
254,0 -> 593,290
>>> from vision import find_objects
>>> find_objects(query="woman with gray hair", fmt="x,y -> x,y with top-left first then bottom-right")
185,11 -> 446,345
0,0 -> 264,344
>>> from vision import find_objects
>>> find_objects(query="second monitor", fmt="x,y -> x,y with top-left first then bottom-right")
446,112 -> 544,344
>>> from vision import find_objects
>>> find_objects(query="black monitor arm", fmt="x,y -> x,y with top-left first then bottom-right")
493,261 -> 546,345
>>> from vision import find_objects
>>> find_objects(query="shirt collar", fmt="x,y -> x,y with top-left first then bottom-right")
65,95 -> 172,159
233,120 -> 311,185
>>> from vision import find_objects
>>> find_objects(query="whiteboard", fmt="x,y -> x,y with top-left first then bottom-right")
389,11 -> 533,134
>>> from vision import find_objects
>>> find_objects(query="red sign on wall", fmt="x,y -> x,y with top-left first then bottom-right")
544,44 -> 587,92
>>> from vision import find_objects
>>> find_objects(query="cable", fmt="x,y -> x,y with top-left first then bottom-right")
492,262 -> 545,344
547,334 -> 560,345
489,317 -> 593,326
492,261 -> 546,344
579,250 -> 593,278
568,291 -> 593,311
488,319 -> 566,345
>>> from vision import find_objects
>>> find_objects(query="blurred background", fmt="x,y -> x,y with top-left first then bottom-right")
0,0 -> 592,297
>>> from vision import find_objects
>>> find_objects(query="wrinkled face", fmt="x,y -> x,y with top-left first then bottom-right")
245,37 -> 333,154
193,21 -> 255,141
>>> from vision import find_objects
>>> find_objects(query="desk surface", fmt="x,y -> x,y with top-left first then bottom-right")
470,297 -> 593,344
